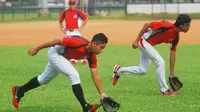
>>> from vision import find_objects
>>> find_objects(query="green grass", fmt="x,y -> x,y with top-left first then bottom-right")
89,13 -> 200,20
1,11 -> 200,23
1,45 -> 200,112
0,11 -> 61,23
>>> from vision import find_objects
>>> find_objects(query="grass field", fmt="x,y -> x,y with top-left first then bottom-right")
1,45 -> 200,112
1,9 -> 200,23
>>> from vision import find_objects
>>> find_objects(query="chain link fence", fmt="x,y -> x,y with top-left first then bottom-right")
0,0 -> 200,22
0,0 -> 126,22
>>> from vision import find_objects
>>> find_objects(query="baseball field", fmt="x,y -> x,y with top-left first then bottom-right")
1,20 -> 200,112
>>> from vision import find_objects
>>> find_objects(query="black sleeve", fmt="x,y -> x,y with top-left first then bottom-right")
170,33 -> 179,52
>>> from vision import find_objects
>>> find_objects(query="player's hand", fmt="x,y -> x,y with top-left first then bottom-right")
61,28 -> 66,34
132,41 -> 139,49
28,48 -> 38,56
100,93 -> 108,99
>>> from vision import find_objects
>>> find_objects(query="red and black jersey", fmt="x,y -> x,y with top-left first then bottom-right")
62,36 -> 97,68
59,8 -> 87,29
145,20 -> 179,52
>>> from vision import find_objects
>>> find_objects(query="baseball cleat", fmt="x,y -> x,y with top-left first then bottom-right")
83,104 -> 100,112
88,104 -> 100,112
112,65 -> 121,85
71,60 -> 78,66
82,60 -> 88,65
12,86 -> 22,108
160,90 -> 177,96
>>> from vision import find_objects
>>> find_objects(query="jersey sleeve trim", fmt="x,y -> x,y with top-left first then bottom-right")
88,53 -> 97,68
146,27 -> 173,42
59,10 -> 68,22
170,33 -> 179,52
75,9 -> 87,20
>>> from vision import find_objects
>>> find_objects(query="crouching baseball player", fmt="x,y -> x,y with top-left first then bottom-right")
12,33 -> 108,112
112,14 -> 191,96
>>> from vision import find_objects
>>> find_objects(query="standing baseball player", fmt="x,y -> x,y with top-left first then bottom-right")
112,14 -> 191,96
12,33 -> 108,112
59,0 -> 88,65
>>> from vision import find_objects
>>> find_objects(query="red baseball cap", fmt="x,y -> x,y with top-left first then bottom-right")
68,0 -> 76,4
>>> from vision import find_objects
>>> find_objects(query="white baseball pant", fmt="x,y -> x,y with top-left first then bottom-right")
65,18 -> 82,36
66,29 -> 81,36
37,47 -> 81,85
117,38 -> 169,92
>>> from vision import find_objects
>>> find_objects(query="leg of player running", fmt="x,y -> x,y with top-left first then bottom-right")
114,38 -> 168,92
24,62 -> 58,91
12,47 -> 62,108
14,48 -> 66,99
12,62 -> 59,108
117,52 -> 150,75
138,38 -> 169,92
112,46 -> 151,85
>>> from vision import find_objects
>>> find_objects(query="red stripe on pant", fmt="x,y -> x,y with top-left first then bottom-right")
140,38 -> 146,49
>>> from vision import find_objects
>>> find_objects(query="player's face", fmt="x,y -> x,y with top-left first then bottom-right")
180,22 -> 191,33
69,3 -> 76,10
91,43 -> 106,55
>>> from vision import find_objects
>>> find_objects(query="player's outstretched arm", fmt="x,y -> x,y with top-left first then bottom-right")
170,50 -> 176,75
28,38 -> 63,56
90,68 -> 108,99
132,23 -> 150,49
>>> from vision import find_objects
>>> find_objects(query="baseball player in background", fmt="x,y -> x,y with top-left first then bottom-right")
59,0 -> 88,65
12,33 -> 108,112
112,14 -> 191,96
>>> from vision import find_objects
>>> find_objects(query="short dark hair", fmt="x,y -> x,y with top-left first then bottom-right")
174,14 -> 191,27
91,33 -> 108,44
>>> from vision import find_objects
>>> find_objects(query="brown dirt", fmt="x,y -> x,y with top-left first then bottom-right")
0,20 -> 199,45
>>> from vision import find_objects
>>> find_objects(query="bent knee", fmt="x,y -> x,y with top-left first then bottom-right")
68,72 -> 81,85
38,76 -> 51,85
154,58 -> 165,68
139,67 -> 148,75
71,77 -> 81,85
158,59 -> 165,68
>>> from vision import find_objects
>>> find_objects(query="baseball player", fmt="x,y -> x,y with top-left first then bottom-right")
12,33 -> 108,112
59,0 -> 88,65
112,14 -> 191,96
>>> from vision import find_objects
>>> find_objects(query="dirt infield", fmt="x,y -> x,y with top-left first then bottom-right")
0,20 -> 200,45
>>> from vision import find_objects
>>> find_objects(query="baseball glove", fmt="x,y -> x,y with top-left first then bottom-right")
169,75 -> 183,92
100,96 -> 120,112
